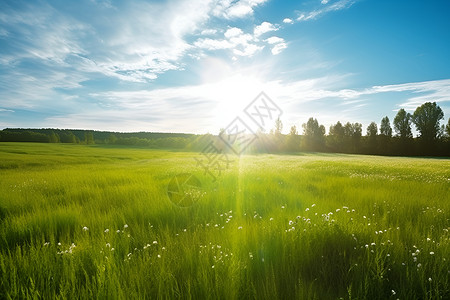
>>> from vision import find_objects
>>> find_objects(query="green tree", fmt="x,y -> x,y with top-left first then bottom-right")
380,116 -> 392,137
329,121 -> 344,138
393,109 -> 412,138
366,122 -> 378,137
302,117 -> 325,151
108,134 -> 118,144
412,102 -> 444,142
84,132 -> 95,144
344,122 -> 362,138
366,122 -> 378,152
342,122 -> 362,153
286,125 -> 300,151
289,125 -> 298,136
60,131 -> 78,143
327,121 -> 345,152
446,118 -> 450,137
49,131 -> 60,143
274,117 -> 283,135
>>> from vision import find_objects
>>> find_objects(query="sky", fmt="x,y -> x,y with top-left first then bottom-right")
1,0 -> 450,134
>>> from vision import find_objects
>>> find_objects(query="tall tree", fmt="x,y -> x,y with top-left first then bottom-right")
366,122 -> 378,153
342,122 -> 362,153
329,121 -> 344,138
85,132 -> 95,144
412,102 -> 444,142
303,118 -> 325,138
49,131 -> 60,143
327,121 -> 345,152
302,117 -> 325,151
446,118 -> 450,137
344,122 -> 362,138
366,122 -> 378,137
393,109 -> 412,138
289,125 -> 298,136
380,116 -> 392,137
287,125 -> 300,151
274,117 -> 283,135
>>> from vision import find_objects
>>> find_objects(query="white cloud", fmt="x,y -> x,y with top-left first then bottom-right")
271,43 -> 287,55
282,18 -> 293,24
194,38 -> 233,50
265,36 -> 284,44
201,29 -> 218,35
254,21 -> 278,36
213,0 -> 269,19
297,0 -> 357,22
0,0 -> 217,84
224,27 -> 244,38
287,79 -> 450,112
321,0 -> 330,4
370,79 -> 450,110
0,108 -> 15,112
229,33 -> 254,45
233,44 -> 264,57
265,37 -> 287,55
196,26 -> 262,57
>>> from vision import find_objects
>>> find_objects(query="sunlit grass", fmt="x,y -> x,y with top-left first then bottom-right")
0,143 -> 449,299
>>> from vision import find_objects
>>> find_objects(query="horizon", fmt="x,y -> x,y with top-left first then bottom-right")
1,0 -> 450,134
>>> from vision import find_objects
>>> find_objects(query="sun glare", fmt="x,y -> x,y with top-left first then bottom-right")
195,57 -> 272,132
198,71 -> 267,132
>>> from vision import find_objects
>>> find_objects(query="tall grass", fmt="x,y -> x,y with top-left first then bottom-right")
0,143 -> 448,299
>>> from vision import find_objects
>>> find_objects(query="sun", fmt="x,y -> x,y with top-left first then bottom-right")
209,75 -> 266,132
195,57 -> 283,133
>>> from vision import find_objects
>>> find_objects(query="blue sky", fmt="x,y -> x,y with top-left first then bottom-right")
1,0 -> 449,134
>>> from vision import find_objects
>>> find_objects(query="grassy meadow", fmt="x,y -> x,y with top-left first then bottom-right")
0,142 -> 449,299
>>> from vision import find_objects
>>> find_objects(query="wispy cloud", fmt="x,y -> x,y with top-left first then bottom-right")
296,79 -> 450,111
2,0 -> 446,134
0,0 -> 218,84
10,71 -> 447,133
296,0 -> 357,22
201,29 -> 218,35
370,80 -> 450,111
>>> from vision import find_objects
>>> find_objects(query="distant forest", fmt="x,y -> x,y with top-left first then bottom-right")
1,102 -> 449,157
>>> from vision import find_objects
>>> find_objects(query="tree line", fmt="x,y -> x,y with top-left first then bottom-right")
0,102 -> 449,156
268,101 -> 449,156
0,128 -> 214,151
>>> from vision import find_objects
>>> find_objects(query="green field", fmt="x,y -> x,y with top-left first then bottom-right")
0,143 -> 449,299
